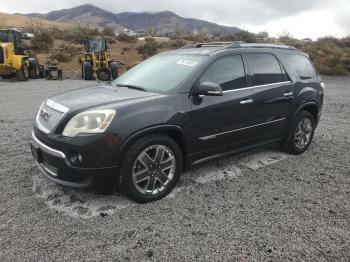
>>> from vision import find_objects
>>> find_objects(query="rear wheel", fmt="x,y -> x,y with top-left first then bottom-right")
110,62 -> 119,80
16,63 -> 29,81
28,59 -> 40,79
282,110 -> 315,154
119,134 -> 183,203
82,62 -> 93,80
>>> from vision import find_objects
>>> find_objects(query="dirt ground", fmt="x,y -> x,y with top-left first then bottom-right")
0,76 -> 349,261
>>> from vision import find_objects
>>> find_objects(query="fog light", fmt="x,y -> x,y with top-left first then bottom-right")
68,151 -> 83,165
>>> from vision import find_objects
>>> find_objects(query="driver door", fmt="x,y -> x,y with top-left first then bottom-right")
189,55 -> 257,155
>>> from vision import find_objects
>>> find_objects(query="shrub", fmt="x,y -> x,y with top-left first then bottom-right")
137,38 -> 159,59
116,33 -> 137,43
69,25 -> 100,44
102,26 -> 115,36
30,31 -> 53,52
49,51 -> 72,63
169,39 -> 187,49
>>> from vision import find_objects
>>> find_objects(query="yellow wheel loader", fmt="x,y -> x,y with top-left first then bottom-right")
0,29 -> 41,81
80,38 -> 118,81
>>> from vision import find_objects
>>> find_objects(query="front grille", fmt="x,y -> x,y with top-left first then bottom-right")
0,46 -> 4,64
35,101 -> 66,133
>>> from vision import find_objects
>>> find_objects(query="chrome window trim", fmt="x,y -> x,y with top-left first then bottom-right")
199,118 -> 286,141
46,99 -> 69,113
31,130 -> 66,159
222,81 -> 292,94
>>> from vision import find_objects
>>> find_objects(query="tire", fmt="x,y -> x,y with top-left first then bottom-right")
81,62 -> 84,79
45,69 -> 50,80
281,110 -> 315,154
39,65 -> 45,78
110,62 -> 119,80
16,63 -> 29,81
96,67 -> 111,81
83,61 -> 93,80
28,59 -> 39,79
58,69 -> 63,80
119,134 -> 183,203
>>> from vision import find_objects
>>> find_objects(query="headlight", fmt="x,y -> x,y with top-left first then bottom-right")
62,109 -> 116,137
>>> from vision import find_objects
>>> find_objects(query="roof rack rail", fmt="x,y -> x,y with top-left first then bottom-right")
180,41 -> 245,49
180,42 -> 297,51
226,43 -> 297,50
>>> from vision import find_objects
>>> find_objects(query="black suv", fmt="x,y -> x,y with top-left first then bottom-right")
30,42 -> 324,203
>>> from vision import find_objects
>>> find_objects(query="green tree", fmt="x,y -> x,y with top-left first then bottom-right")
102,26 -> 115,36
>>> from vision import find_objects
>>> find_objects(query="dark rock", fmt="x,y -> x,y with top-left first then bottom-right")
146,249 -> 154,258
100,212 -> 108,217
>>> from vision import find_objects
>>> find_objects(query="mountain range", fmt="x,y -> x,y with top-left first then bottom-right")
22,4 -> 241,35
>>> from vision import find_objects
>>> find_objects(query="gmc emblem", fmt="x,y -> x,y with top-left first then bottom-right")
40,109 -> 50,122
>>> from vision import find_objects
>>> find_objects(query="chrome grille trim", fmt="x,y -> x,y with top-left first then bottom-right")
35,99 -> 69,134
46,99 -> 69,113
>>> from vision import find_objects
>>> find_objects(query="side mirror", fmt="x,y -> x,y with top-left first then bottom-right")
193,82 -> 223,97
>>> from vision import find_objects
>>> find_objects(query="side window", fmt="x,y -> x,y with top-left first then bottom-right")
284,55 -> 318,80
200,55 -> 247,91
246,53 -> 284,86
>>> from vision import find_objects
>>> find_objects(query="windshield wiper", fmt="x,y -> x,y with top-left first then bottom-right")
116,84 -> 147,92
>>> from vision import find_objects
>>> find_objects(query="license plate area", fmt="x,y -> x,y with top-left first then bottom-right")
30,142 -> 43,163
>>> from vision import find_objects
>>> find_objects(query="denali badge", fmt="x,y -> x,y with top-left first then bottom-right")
40,109 -> 51,122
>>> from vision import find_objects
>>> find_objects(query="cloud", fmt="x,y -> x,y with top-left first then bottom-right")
0,0 -> 348,38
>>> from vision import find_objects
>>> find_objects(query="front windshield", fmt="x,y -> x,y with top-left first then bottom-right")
0,31 -> 14,43
112,54 -> 208,93
89,40 -> 103,51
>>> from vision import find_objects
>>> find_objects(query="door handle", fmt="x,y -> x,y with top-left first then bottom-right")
284,92 -> 294,97
240,99 -> 253,104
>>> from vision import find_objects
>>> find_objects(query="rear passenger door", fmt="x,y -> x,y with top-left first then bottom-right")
245,53 -> 294,138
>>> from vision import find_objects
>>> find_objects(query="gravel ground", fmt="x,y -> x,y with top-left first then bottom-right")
0,77 -> 349,261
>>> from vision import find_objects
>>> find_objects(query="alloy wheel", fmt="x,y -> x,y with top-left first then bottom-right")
132,145 -> 176,195
294,118 -> 313,150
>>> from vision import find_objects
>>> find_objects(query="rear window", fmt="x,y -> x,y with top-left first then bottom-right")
246,53 -> 284,86
284,54 -> 318,80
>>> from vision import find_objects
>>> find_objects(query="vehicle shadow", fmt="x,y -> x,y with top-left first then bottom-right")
32,146 -> 289,219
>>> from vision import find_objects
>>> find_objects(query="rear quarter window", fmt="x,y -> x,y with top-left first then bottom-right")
283,54 -> 318,80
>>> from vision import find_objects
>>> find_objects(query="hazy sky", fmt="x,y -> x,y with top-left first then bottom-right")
1,0 -> 349,39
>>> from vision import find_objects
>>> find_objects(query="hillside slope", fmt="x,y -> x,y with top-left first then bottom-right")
24,4 -> 241,34
0,12 -> 67,29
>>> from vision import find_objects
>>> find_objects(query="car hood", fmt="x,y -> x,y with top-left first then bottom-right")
49,85 -> 161,111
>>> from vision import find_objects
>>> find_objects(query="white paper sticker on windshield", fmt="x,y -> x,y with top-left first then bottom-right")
176,60 -> 198,67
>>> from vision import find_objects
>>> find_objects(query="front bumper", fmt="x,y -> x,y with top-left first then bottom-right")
30,131 -> 118,189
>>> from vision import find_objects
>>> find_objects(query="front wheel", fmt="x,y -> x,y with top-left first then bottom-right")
282,110 -> 315,154
16,63 -> 29,81
119,134 -> 183,203
82,62 -> 93,80
109,62 -> 119,80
